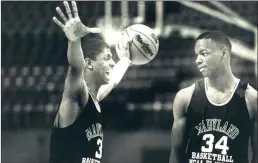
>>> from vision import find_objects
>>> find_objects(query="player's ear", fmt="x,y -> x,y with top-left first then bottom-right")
85,58 -> 93,70
221,47 -> 228,62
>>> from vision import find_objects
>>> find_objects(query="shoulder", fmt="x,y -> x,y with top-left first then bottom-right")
245,84 -> 257,119
63,79 -> 89,108
246,84 -> 257,98
173,84 -> 195,117
175,84 -> 195,102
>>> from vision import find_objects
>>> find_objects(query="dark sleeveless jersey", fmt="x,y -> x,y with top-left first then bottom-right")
49,94 -> 103,163
185,79 -> 251,163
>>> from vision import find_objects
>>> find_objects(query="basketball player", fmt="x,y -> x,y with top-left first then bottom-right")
169,31 -> 257,163
49,1 -> 132,163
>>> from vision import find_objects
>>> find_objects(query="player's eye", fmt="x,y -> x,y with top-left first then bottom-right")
104,56 -> 110,61
201,52 -> 208,56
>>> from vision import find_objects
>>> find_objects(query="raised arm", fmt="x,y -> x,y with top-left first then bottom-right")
245,84 -> 257,163
169,85 -> 195,163
97,57 -> 131,101
97,34 -> 133,101
52,1 -> 100,127
53,1 -> 101,94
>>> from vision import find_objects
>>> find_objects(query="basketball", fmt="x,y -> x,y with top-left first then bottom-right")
117,24 -> 159,65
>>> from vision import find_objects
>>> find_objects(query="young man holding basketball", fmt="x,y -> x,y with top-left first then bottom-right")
49,1 -> 132,163
169,31 -> 257,163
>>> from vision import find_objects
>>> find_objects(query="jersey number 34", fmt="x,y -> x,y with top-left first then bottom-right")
201,134 -> 229,155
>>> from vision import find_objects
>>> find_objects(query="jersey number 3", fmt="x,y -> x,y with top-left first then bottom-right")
201,134 -> 229,155
95,138 -> 103,159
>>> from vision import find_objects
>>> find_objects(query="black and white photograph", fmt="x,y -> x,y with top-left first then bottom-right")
1,1 -> 257,163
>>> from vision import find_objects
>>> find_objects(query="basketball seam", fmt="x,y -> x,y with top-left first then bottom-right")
121,32 -> 125,49
125,29 -> 151,61
129,27 -> 157,52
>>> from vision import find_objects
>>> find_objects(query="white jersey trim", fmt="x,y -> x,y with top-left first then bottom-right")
88,91 -> 101,113
204,78 -> 240,106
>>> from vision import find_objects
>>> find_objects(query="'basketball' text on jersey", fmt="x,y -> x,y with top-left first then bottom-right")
190,152 -> 234,162
195,119 -> 239,139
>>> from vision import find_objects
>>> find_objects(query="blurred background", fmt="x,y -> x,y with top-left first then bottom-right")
1,1 -> 257,163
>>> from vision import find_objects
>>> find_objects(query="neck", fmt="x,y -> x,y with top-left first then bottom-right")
206,68 -> 238,92
84,73 -> 102,99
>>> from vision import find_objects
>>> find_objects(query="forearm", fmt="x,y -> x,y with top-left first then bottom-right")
251,157 -> 257,163
170,118 -> 188,163
251,121 -> 257,163
169,132 -> 187,163
109,57 -> 131,86
251,140 -> 257,163
169,146 -> 186,163
97,57 -> 130,101
67,39 -> 85,70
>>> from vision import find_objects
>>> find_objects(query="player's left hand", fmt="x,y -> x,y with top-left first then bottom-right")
115,33 -> 133,65
52,1 -> 101,42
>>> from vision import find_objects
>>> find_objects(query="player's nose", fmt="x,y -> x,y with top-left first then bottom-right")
196,55 -> 203,65
110,59 -> 115,68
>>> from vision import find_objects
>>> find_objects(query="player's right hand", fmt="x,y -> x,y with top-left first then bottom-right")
53,1 -> 101,42
115,33 -> 133,65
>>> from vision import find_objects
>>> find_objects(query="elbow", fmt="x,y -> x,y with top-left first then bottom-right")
252,154 -> 257,161
169,146 -> 185,163
171,143 -> 186,155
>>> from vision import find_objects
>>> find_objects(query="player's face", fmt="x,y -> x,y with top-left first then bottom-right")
194,39 -> 224,77
94,48 -> 115,84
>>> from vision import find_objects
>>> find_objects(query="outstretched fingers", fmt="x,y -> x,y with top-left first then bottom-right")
115,41 -> 121,53
64,1 -> 73,19
53,17 -> 65,28
71,1 -> 79,18
56,7 -> 68,23
124,37 -> 133,51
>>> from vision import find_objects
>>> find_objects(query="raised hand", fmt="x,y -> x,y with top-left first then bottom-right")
53,1 -> 101,42
115,32 -> 133,64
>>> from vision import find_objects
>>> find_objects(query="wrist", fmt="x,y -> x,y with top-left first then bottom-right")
68,38 -> 81,44
119,56 -> 131,66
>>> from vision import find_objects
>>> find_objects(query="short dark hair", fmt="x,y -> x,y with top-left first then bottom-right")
81,36 -> 110,60
196,31 -> 232,52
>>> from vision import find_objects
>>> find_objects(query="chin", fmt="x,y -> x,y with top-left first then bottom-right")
103,77 -> 110,84
199,69 -> 209,77
100,73 -> 109,85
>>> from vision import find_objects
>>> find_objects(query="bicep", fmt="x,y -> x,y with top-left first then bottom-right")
63,66 -> 85,99
171,85 -> 194,146
55,81 -> 89,128
250,118 -> 258,162
55,67 -> 89,128
246,85 -> 258,158
54,98 -> 81,128
171,90 -> 190,147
